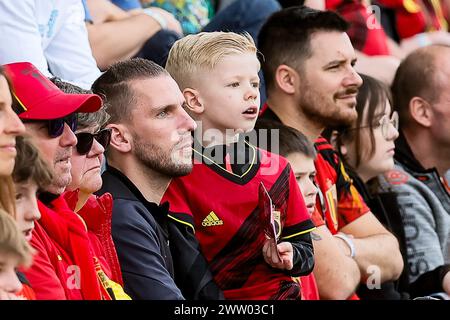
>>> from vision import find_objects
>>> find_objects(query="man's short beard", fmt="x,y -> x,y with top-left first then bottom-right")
47,175 -> 71,195
133,135 -> 193,178
302,98 -> 356,128
299,82 -> 357,128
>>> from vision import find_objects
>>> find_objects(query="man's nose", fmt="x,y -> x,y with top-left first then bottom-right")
60,123 -> 77,147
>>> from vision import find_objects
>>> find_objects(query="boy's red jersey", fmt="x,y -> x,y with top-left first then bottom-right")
163,142 -> 314,300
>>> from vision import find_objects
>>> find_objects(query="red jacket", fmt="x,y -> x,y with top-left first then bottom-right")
22,193 -> 122,300
63,191 -> 123,287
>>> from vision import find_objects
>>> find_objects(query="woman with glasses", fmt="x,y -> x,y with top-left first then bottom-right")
66,111 -> 112,212
334,75 -> 399,182
328,73 -> 409,300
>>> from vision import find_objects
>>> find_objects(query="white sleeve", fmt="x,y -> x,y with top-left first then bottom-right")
0,0 -> 52,77
45,1 -> 101,89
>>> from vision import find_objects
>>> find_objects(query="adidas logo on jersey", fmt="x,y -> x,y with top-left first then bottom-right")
202,211 -> 223,227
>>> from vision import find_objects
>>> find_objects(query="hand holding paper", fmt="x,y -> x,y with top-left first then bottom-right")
258,182 -> 283,262
262,241 -> 294,271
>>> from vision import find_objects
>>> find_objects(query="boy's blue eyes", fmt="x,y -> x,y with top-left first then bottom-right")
228,82 -> 260,88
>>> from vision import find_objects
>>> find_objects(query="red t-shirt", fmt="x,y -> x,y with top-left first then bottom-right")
163,143 -> 315,300
23,197 -> 111,300
314,137 -> 370,234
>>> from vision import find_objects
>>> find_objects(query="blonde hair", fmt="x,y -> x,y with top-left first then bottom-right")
0,209 -> 33,268
0,176 -> 16,218
166,31 -> 258,90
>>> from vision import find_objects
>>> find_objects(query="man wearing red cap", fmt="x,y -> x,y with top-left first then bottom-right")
4,61 -> 125,300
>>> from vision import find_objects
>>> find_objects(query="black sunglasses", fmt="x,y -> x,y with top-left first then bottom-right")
75,128 -> 112,155
48,114 -> 78,138
22,114 -> 78,138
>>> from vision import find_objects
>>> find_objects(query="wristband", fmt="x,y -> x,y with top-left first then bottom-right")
334,232 -> 356,258
143,8 -> 167,30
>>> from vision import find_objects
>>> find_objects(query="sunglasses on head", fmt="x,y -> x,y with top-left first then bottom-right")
75,128 -> 112,155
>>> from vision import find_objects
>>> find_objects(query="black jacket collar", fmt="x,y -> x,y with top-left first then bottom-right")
99,165 -> 169,214
394,131 -> 427,173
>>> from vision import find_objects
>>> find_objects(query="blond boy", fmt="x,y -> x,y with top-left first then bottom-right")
163,32 -> 315,300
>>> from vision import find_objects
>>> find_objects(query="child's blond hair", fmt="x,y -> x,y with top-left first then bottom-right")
166,31 -> 258,90
0,209 -> 33,268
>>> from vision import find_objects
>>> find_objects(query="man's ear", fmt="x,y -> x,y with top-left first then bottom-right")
106,123 -> 132,153
183,88 -> 204,115
409,97 -> 432,128
274,64 -> 299,95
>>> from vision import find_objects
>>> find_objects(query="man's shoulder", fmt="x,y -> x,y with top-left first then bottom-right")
314,137 -> 338,161
111,197 -> 159,226
380,164 -> 412,188
100,168 -> 139,200
378,164 -> 437,206
381,163 -> 450,207
101,170 -> 160,228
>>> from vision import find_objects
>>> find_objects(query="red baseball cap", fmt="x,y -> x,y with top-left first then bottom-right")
3,62 -> 102,120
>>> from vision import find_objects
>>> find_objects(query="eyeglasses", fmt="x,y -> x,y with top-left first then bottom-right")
75,128 -> 112,155
48,114 -> 78,138
22,114 -> 78,138
377,111 -> 399,139
347,111 -> 399,140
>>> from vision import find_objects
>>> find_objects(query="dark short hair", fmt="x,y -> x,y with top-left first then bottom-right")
50,78 -> 110,130
92,58 -> 168,124
13,136 -> 53,189
258,6 -> 349,91
391,45 -> 450,128
334,73 -> 392,169
254,119 -> 316,158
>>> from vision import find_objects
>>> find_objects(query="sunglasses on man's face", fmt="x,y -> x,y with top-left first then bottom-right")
75,128 -> 112,155
22,114 -> 78,138
47,114 -> 78,138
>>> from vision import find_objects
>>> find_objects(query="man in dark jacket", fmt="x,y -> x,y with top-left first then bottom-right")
382,45 -> 450,298
94,58 -> 223,300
